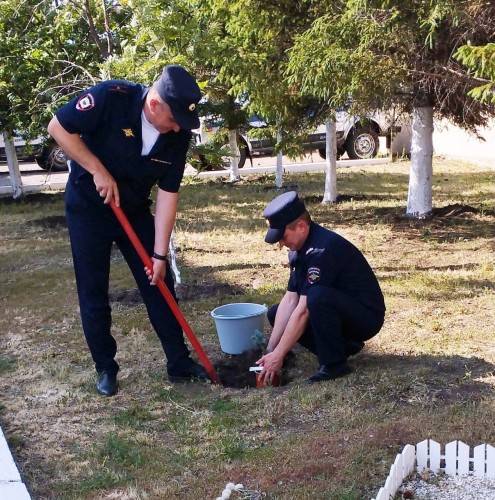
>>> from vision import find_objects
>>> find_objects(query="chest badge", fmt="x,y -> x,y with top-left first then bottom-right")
122,128 -> 134,137
307,267 -> 321,284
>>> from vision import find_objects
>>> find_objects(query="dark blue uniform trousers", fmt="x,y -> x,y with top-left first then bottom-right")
65,184 -> 189,376
267,285 -> 384,366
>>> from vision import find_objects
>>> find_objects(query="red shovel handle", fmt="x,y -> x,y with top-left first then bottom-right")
109,199 -> 219,384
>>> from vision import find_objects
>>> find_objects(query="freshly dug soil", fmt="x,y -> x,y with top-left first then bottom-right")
214,349 -> 296,388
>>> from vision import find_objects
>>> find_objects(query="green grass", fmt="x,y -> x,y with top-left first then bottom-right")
0,159 -> 494,499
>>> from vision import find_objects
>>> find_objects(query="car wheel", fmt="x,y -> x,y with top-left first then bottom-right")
345,127 -> 379,159
318,147 -> 344,160
36,143 -> 68,171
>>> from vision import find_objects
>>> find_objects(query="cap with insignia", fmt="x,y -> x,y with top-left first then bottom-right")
263,191 -> 306,244
156,65 -> 201,130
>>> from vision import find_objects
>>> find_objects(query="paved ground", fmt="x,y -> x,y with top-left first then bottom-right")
0,162 -> 68,197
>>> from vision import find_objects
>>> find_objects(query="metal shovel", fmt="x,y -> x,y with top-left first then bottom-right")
110,199 -> 220,384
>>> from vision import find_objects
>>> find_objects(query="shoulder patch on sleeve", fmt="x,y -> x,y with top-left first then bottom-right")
307,267 -> 321,284
75,93 -> 95,111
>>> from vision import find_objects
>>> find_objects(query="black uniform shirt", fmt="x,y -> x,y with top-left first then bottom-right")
56,80 -> 192,212
287,222 -> 386,314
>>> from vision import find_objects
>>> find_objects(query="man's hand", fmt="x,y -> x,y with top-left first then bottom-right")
47,116 -> 120,205
93,168 -> 120,206
256,350 -> 284,384
145,259 -> 167,285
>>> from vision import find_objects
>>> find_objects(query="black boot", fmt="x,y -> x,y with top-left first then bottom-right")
168,358 -> 209,383
96,371 -> 118,396
307,362 -> 353,384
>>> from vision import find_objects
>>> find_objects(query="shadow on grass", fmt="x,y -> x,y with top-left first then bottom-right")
179,174 -> 495,244
352,352 -> 495,406
0,191 -> 65,206
3,172 -> 495,247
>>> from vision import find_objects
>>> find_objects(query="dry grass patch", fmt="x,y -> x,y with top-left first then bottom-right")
0,159 -> 494,499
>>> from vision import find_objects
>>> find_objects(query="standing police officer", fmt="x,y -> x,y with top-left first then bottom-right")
48,65 -> 208,396
256,191 -> 385,384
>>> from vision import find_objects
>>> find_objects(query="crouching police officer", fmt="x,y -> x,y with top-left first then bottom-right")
48,65 -> 209,396
256,191 -> 385,384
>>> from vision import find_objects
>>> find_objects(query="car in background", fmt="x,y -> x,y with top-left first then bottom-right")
0,134 -> 68,171
193,109 -> 411,168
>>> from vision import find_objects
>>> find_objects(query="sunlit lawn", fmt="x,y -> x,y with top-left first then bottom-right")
0,158 -> 494,499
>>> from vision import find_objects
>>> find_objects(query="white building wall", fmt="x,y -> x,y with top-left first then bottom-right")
433,118 -> 495,168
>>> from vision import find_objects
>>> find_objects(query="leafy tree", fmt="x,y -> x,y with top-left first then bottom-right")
454,43 -> 495,103
190,0 -> 346,188
286,0 -> 495,216
0,0 -> 134,197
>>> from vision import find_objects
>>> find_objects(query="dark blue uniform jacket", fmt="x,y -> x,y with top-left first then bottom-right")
288,222 -> 386,314
56,80 -> 191,214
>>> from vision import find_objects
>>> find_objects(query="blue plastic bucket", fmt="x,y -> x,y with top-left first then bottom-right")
211,303 -> 267,354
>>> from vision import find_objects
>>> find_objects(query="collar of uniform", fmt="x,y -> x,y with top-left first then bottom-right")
298,221 -> 316,257
129,86 -> 149,126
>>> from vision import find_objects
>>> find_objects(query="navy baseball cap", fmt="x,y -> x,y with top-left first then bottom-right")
263,191 -> 306,244
156,65 -> 201,130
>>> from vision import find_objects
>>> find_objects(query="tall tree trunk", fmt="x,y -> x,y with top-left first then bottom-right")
3,133 -> 23,199
101,0 -> 114,57
83,0 -> 109,59
406,105 -> 434,218
228,129 -> 240,182
275,130 -> 283,189
322,119 -> 337,203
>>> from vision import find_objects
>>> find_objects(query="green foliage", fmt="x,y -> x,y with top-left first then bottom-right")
0,0 -> 134,139
188,140 -> 233,171
113,404 -> 154,428
71,469 -> 122,494
454,43 -> 495,103
0,356 -> 16,374
104,434 -> 144,467
286,6 -> 405,112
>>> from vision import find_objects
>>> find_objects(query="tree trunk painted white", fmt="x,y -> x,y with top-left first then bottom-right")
322,120 -> 337,203
275,130 -> 283,189
3,133 -> 24,199
406,106 -> 434,218
228,129 -> 240,182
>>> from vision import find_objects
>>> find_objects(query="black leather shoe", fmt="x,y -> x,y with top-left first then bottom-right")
345,340 -> 364,358
307,362 -> 353,384
168,358 -> 209,383
96,371 -> 118,396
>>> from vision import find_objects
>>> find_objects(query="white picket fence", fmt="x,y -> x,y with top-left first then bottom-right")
372,439 -> 495,500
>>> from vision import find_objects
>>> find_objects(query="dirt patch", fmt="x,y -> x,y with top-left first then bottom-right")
225,419 -> 417,496
176,282 -> 245,301
27,215 -> 67,229
109,288 -> 143,305
433,203 -> 479,217
0,192 -> 65,205
214,349 -> 296,388
109,281 -> 246,305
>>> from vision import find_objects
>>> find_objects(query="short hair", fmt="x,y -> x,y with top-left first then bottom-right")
286,210 -> 311,229
149,84 -> 165,104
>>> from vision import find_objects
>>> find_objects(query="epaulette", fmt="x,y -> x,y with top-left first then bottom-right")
108,84 -> 129,94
